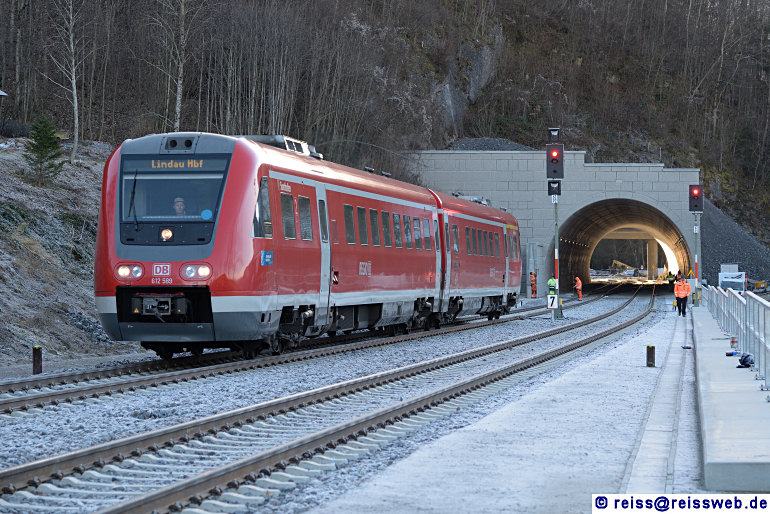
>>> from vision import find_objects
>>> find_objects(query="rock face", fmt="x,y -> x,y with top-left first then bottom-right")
432,27 -> 504,140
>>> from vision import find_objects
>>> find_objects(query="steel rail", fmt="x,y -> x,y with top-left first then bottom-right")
0,289 -> 644,495
0,285 -> 618,414
101,288 -> 656,513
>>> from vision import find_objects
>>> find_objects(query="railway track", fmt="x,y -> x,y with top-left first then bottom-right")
0,287 -> 615,418
0,287 -> 654,512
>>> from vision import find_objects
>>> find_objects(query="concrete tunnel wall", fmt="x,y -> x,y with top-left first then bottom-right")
412,149 -> 700,296
551,199 -> 691,286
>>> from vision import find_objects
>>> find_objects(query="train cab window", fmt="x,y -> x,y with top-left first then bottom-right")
298,196 -> 313,241
495,233 -> 500,258
344,204 -> 356,244
382,211 -> 392,247
280,193 -> 296,240
423,219 -> 432,250
483,231 -> 489,256
472,228 -> 478,255
370,209 -> 381,246
465,227 -> 471,255
413,217 -> 422,250
357,207 -> 369,245
403,215 -> 413,249
318,200 -> 329,243
254,177 -> 273,238
392,213 -> 403,248
452,225 -> 459,253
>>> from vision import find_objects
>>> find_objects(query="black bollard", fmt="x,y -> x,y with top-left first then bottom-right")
33,345 -> 42,374
646,345 -> 655,367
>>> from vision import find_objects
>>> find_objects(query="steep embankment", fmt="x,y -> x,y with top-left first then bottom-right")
0,139 -> 139,366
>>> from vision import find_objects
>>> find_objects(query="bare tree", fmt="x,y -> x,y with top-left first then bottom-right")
147,0 -> 208,132
44,0 -> 91,161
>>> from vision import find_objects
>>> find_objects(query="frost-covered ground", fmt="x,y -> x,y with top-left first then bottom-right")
0,294 -> 711,513
0,294 -> 640,469
299,298 -> 708,513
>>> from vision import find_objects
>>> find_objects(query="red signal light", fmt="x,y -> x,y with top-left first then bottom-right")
551,149 -> 559,158
692,188 -> 699,196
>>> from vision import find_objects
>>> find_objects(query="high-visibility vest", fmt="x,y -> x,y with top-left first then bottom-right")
674,280 -> 691,298
575,278 -> 582,289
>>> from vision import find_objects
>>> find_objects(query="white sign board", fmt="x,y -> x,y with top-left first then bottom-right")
547,295 -> 559,309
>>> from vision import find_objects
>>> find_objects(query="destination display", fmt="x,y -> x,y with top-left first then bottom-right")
121,156 -> 229,173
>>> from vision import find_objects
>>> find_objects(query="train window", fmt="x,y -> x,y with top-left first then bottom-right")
434,219 -> 440,253
478,230 -> 484,256
413,217 -> 422,250
318,200 -> 329,243
403,215 -> 413,249
423,219 -> 432,250
344,204 -> 356,244
298,196 -> 313,241
495,233 -> 500,258
280,193 -> 296,240
483,231 -> 489,256
357,207 -> 368,246
392,213 -> 403,248
445,222 -> 450,255
472,228 -> 477,255
503,234 -> 508,257
465,227 -> 471,255
452,225 -> 459,253
254,177 -> 272,238
370,209 -> 381,246
382,211 -> 392,247
513,233 -> 519,259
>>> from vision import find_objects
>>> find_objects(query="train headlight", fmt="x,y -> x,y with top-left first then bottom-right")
182,264 -> 212,280
161,228 -> 173,241
117,264 -> 143,280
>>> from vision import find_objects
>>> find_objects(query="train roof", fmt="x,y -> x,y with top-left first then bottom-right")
431,190 -> 519,228
240,137 -> 437,207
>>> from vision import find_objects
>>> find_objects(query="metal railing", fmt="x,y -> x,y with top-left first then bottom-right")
703,285 -> 769,390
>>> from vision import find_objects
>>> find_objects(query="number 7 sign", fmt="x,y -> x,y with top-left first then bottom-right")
547,295 -> 559,309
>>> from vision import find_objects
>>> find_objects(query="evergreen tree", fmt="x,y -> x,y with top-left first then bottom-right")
23,115 -> 65,186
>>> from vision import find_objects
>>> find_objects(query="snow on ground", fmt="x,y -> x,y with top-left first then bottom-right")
266,296 -> 706,513
1,293 -> 709,514
0,294 -> 636,469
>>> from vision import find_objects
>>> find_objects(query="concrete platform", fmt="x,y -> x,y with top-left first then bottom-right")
691,306 -> 770,492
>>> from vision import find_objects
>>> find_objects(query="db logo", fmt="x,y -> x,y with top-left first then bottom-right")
153,264 -> 171,276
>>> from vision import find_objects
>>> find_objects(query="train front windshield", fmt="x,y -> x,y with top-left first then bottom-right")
119,155 -> 229,222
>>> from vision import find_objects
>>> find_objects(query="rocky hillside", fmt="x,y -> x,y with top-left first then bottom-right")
0,139 -> 139,366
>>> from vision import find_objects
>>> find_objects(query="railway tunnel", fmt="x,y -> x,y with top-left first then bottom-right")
552,198 -> 692,288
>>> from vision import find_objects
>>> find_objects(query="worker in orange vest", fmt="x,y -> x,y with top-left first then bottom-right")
530,271 -> 537,298
574,276 -> 582,301
674,277 -> 692,317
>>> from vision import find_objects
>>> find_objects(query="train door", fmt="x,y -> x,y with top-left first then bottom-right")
316,184 -> 332,326
443,217 -> 452,301
503,227 -> 510,298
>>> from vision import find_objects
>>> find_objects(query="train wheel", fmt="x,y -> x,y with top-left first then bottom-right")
269,335 -> 284,355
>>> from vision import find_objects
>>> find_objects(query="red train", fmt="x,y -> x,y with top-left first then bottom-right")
94,133 -> 522,359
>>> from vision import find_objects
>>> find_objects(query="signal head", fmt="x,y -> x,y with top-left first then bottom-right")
689,184 -> 703,212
